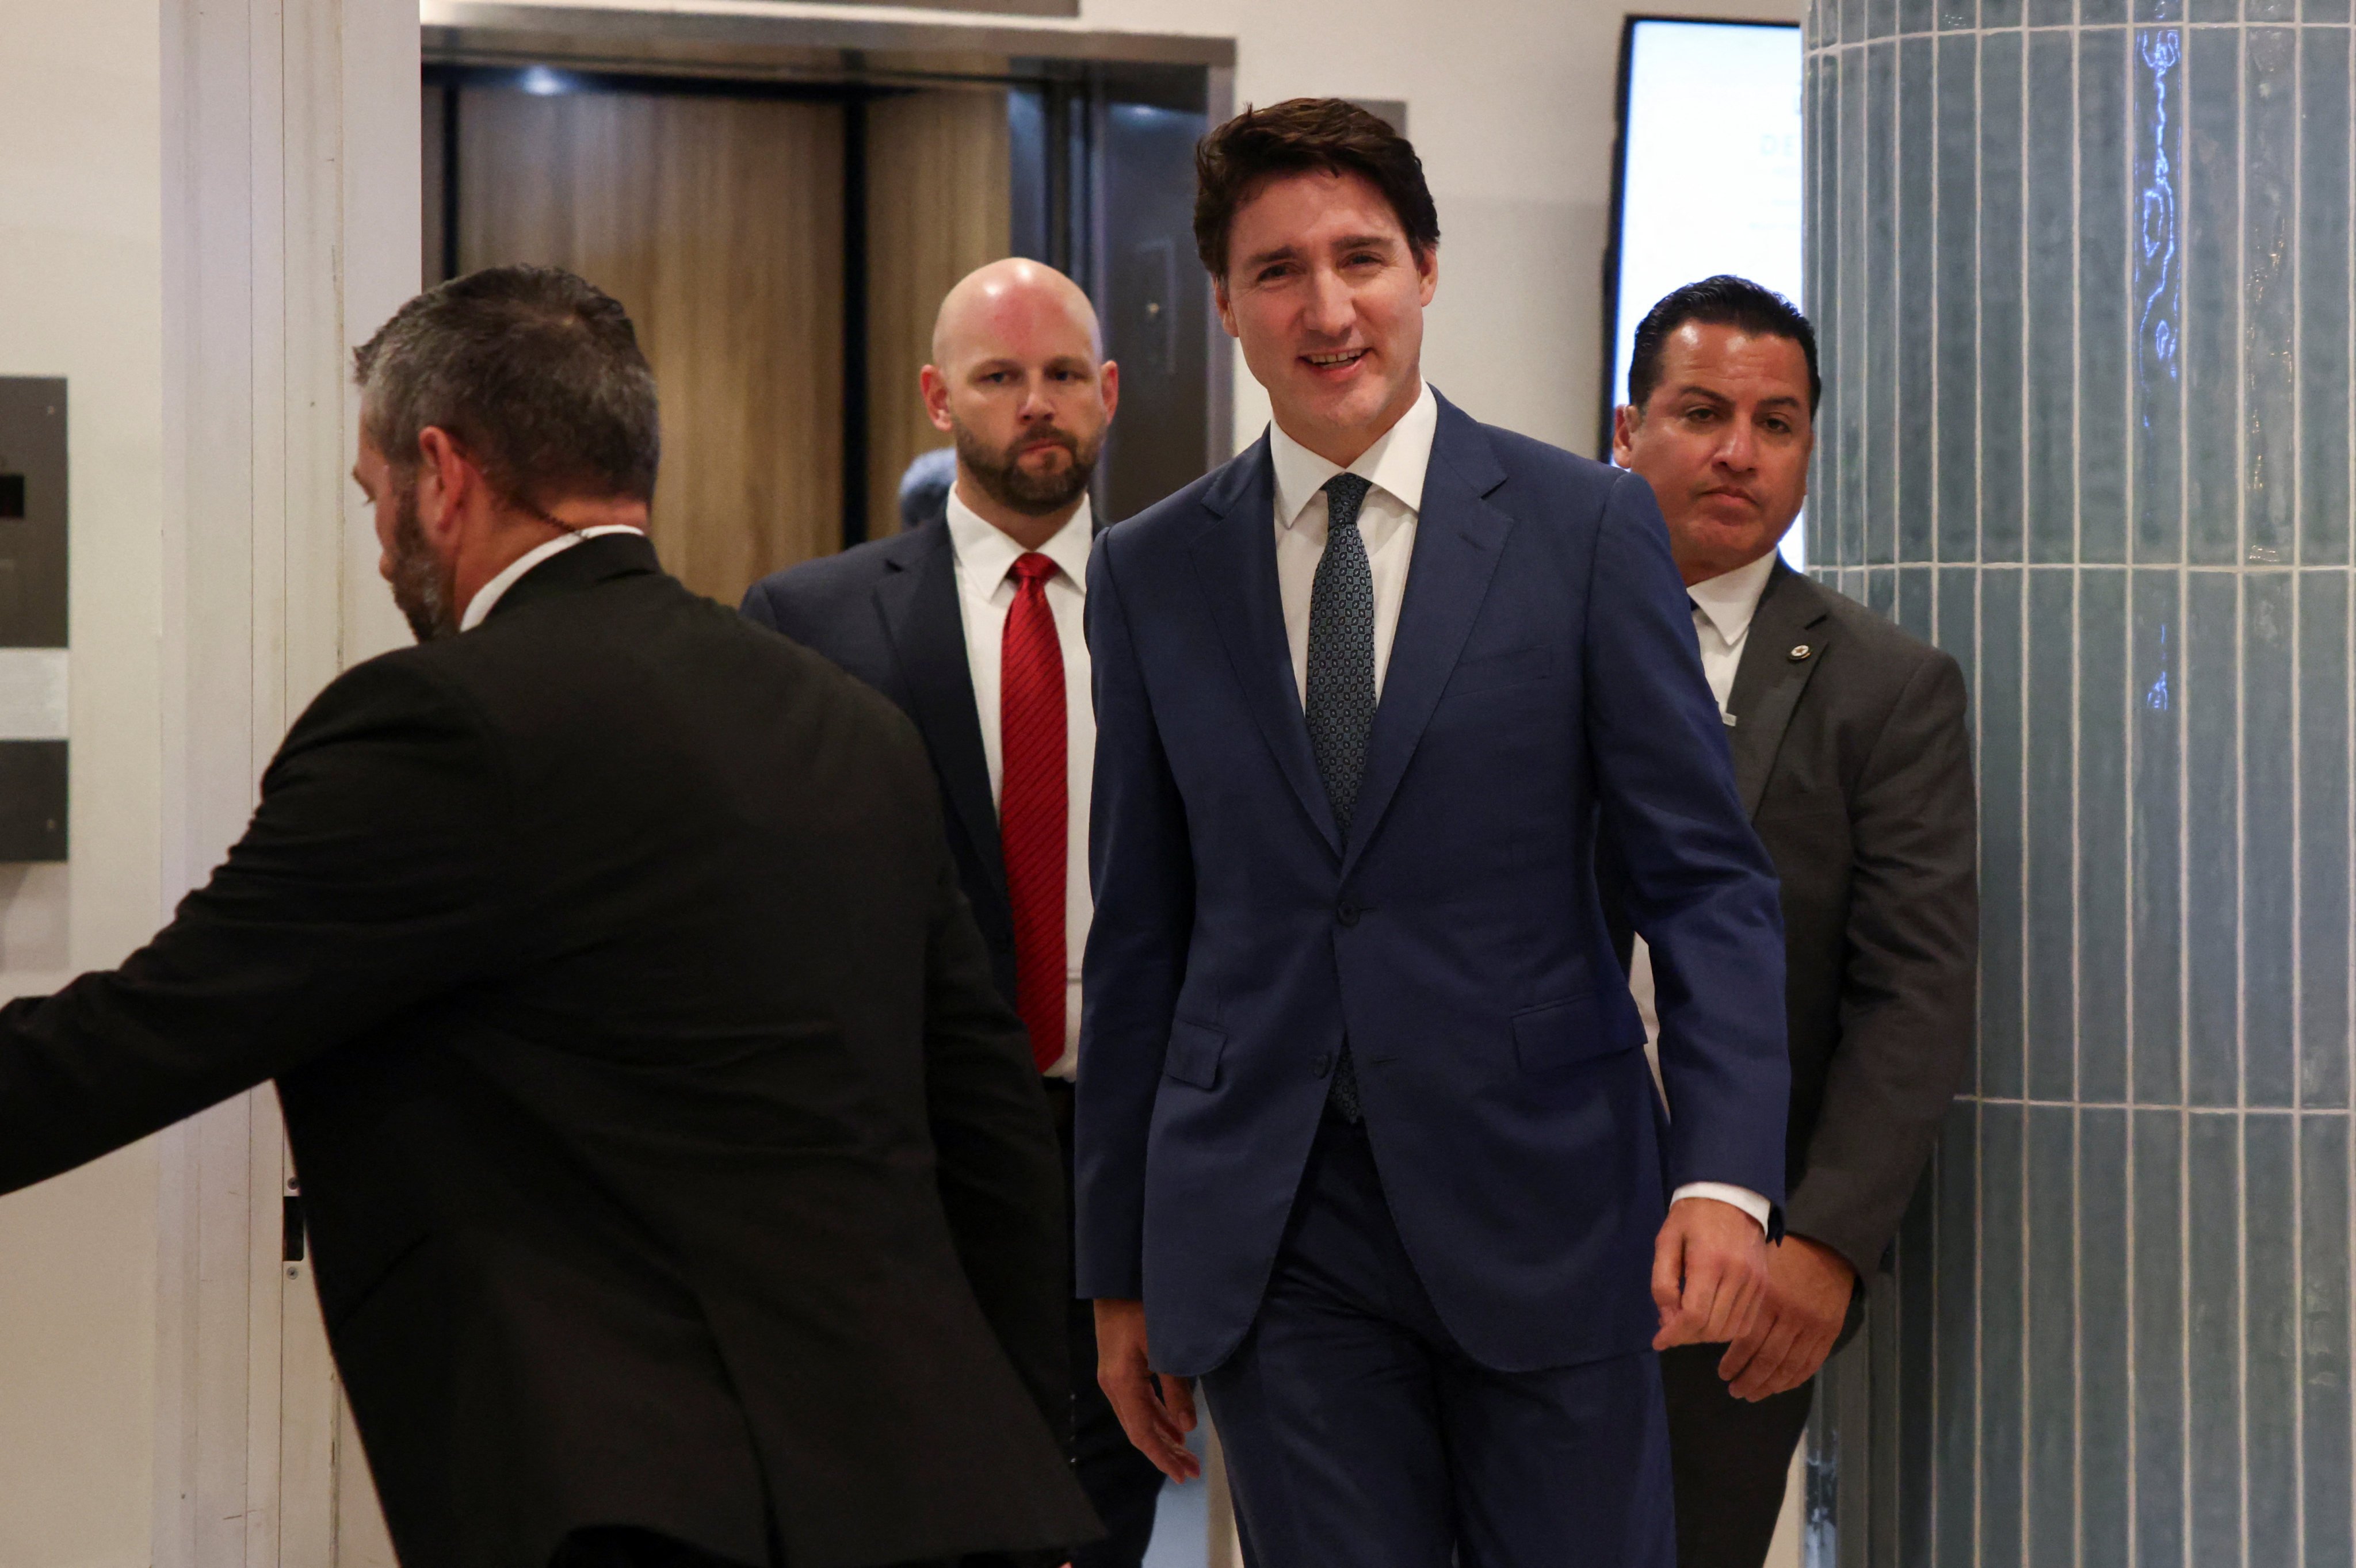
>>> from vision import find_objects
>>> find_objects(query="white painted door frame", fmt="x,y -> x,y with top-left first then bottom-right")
153,2 -> 418,1563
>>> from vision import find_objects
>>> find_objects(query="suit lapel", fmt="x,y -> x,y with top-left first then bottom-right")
875,525 -> 1007,904
1724,560 -> 1833,818
1190,437 -> 1343,857
1340,399 -> 1513,877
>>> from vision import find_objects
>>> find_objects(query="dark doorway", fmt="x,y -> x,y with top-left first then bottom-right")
423,22 -> 1228,606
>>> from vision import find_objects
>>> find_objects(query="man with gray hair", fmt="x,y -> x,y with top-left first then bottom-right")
0,265 -> 1099,1568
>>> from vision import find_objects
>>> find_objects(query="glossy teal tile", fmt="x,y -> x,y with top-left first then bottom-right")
1980,1100 -> 2026,1568
2244,29 -> 2298,561
2185,28 -> 2241,564
1937,34 -> 1980,563
2081,1108 -> 2131,1568
1900,36 -> 1935,564
2082,28 -> 2133,564
2132,569 -> 2184,1103
2080,569 -> 2130,1103
2186,1111 -> 2242,1565
2302,28 -> 2353,565
2246,1114 -> 2298,1567
2027,32 -> 2076,564
1869,41 -> 1901,567
2304,1115 -> 2352,1568
2244,572 -> 2296,1105
2027,570 -> 2076,1100
2026,1106 -> 2075,1567
1981,30 -> 2027,563
2183,572 -> 2240,1106
2133,28 -> 2187,561
1982,568 -> 2028,1100
2300,572 -> 2351,1106
2132,1110 -> 2185,1568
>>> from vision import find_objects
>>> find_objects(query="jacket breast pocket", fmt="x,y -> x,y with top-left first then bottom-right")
1163,1020 -> 1227,1089
1510,993 -> 1637,1077
1445,643 -> 1555,698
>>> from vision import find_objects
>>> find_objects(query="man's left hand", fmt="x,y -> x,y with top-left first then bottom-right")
1651,1196 -> 1771,1350
1718,1233 -> 1855,1401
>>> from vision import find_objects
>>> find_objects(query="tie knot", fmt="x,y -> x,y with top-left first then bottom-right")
1323,472 -> 1373,527
1010,552 -> 1057,589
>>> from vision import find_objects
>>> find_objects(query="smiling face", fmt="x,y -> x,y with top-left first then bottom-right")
1215,167 -> 1438,467
1612,320 -> 1814,586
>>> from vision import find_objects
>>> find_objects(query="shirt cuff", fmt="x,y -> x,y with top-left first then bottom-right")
1670,1182 -> 1771,1234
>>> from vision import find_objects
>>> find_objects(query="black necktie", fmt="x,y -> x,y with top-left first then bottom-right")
1305,473 -> 1376,1122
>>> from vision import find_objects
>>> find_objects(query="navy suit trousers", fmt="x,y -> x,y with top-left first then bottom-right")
1200,1116 -> 1675,1568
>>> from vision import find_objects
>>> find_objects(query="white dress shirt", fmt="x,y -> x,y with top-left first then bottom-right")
1269,392 -> 1769,1231
945,489 -> 1094,1079
1626,546 -> 1782,1233
459,525 -> 648,632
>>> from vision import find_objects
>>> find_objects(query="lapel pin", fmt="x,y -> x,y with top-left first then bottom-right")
1789,644 -> 1812,661
1722,712 -> 1739,728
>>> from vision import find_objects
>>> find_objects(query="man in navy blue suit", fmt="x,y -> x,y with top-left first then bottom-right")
743,258 -> 1164,1568
1076,100 -> 1792,1567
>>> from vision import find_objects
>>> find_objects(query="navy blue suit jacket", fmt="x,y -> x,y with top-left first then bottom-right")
740,517 -> 1019,1008
1075,394 -> 1789,1376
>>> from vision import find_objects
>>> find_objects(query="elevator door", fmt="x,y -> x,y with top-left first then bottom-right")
432,81 -> 848,602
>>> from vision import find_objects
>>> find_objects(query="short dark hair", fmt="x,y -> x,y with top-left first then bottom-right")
1627,276 -> 1821,414
353,264 -> 660,509
1192,98 -> 1441,281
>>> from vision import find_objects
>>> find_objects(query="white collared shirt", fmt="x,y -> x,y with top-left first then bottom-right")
1268,381 -> 1437,707
459,525 -> 647,632
1267,389 -> 1767,1233
945,489 -> 1094,1079
1628,548 -> 1782,1236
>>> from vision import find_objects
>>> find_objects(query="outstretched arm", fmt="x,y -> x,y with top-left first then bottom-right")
0,658 -> 517,1195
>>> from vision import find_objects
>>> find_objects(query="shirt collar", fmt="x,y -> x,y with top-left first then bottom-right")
1686,548 -> 1782,647
460,525 -> 646,632
944,487 -> 1094,594
1269,380 -> 1439,530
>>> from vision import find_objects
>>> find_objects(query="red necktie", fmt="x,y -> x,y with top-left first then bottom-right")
1000,553 -> 1067,1074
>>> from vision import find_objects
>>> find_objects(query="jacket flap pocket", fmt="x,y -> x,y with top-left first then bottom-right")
1164,1020 -> 1227,1088
1510,993 -> 1636,1075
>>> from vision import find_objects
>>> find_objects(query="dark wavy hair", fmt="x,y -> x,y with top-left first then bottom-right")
1192,98 -> 1441,282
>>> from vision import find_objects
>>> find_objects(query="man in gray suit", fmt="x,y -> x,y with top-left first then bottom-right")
1610,276 -> 1979,1568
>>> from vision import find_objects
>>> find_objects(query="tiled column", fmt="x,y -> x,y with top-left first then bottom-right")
1803,1 -> 2356,1563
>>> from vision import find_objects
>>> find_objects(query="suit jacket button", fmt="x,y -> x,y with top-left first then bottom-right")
1313,1052 -> 1335,1077
1337,901 -> 1360,927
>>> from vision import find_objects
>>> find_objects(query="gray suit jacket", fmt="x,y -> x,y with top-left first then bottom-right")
1729,560 -> 1977,1279
1610,559 -> 1977,1284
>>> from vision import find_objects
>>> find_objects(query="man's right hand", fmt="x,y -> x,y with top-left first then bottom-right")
1093,1298 -> 1202,1483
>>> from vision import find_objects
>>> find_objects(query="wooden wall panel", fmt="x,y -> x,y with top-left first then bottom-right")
864,89 -> 1011,538
455,87 -> 845,602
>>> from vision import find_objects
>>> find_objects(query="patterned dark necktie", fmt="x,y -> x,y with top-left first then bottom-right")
1001,552 -> 1067,1074
1305,472 -> 1376,1122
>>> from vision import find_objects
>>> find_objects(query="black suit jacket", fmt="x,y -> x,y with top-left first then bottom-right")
740,518 -> 1019,1011
0,536 -> 1098,1568
1611,560 -> 1977,1283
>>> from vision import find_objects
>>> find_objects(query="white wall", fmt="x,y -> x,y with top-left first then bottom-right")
0,9 -> 166,1566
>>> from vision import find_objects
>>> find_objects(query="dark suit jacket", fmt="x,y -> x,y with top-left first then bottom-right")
0,535 -> 1098,1568
739,516 -> 1017,1010
1609,560 -> 1977,1284
1076,393 -> 1790,1378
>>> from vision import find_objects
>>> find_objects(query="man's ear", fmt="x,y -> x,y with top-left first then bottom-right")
1098,359 -> 1121,423
919,364 -> 954,434
1212,278 -> 1239,341
1610,403 -> 1641,468
413,427 -> 472,540
1414,244 -> 1439,307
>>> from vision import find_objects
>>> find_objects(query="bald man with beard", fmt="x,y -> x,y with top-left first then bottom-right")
744,260 -> 1164,1568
